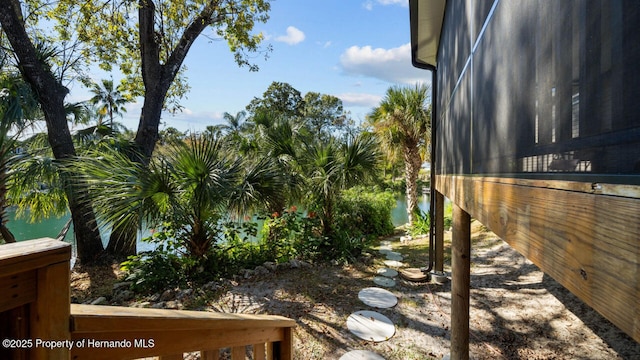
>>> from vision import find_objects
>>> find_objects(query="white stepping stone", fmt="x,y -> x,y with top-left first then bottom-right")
385,253 -> 403,261
383,260 -> 405,268
373,276 -> 396,287
339,350 -> 386,360
380,240 -> 392,246
358,287 -> 398,308
347,310 -> 396,342
376,268 -> 398,278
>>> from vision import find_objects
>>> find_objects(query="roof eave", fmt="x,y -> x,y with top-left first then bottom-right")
410,0 -> 447,71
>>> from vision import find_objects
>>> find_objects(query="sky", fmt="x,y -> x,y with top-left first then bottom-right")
71,0 -> 432,134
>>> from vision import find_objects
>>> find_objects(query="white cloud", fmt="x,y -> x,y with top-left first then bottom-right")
337,93 -> 383,108
363,0 -> 407,10
275,26 -> 305,45
339,43 -> 430,84
377,0 -> 408,7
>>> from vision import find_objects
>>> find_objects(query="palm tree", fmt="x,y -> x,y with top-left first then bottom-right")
220,110 -> 252,136
300,133 -> 379,237
0,71 -> 42,243
88,78 -> 129,129
368,84 -> 431,226
76,134 -> 284,258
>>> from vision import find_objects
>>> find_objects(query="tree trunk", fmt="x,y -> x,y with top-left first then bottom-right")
105,82 -> 168,254
106,221 -> 138,257
0,0 -> 104,262
404,143 -> 422,226
104,0 -> 217,255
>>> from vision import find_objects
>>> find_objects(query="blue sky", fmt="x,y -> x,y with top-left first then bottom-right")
72,0 -> 431,133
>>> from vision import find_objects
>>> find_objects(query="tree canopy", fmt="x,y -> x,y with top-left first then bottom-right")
368,84 -> 431,225
47,0 -> 272,159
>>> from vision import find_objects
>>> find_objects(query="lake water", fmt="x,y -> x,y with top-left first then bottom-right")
7,193 -> 431,251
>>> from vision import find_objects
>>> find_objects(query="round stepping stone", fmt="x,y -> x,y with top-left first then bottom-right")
358,287 -> 397,308
399,267 -> 429,282
339,350 -> 386,360
383,260 -> 405,268
380,240 -> 391,246
373,276 -> 396,287
376,268 -> 398,278
378,248 -> 392,255
385,253 -> 403,261
346,310 -> 396,342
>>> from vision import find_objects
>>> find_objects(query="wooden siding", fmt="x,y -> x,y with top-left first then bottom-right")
435,175 -> 640,342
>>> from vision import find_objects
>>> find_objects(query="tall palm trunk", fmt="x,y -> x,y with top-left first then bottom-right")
404,144 -> 422,226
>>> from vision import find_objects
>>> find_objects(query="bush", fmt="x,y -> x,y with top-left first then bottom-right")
335,187 -> 396,238
120,220 -> 268,292
409,208 -> 430,236
259,208 -> 322,262
120,228 -> 186,293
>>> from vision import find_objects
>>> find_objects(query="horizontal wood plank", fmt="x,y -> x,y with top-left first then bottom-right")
435,175 -> 640,342
0,238 -> 71,277
70,327 -> 286,360
0,270 -> 36,313
70,304 -> 295,332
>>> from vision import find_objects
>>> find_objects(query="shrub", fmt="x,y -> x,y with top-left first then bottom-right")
120,228 -> 186,293
120,220 -> 268,292
409,208 -> 430,236
335,187 -> 395,238
259,208 -> 322,262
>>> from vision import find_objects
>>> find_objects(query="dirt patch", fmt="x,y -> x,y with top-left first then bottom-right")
71,222 -> 640,359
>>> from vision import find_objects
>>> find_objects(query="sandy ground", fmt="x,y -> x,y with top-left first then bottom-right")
207,224 -> 640,359
71,223 -> 640,359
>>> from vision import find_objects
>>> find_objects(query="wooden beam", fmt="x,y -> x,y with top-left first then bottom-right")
70,327 -> 288,359
451,203 -> 471,360
0,238 -> 70,275
231,346 -> 245,360
70,304 -> 295,332
158,354 -> 183,360
435,175 -> 640,342
30,260 -> 71,359
200,349 -> 220,360
435,190 -> 445,272
253,343 -> 266,360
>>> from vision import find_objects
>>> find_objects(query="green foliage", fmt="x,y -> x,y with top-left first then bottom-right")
259,207 -> 321,262
409,208 -> 430,237
444,202 -> 453,230
121,220 -> 265,292
77,134 -> 284,258
120,229 -> 186,293
335,187 -> 395,238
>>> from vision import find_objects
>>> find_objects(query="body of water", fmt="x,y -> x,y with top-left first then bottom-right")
7,193 -> 431,250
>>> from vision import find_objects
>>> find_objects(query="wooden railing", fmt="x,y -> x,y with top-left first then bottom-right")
70,304 -> 295,360
0,238 -> 295,360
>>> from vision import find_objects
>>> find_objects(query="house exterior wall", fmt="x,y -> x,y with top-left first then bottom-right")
436,0 -> 640,182
431,0 -> 640,343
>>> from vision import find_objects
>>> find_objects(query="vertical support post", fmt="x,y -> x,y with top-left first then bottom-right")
435,191 -> 445,272
30,261 -> 70,359
451,203 -> 470,360
272,327 -> 293,360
